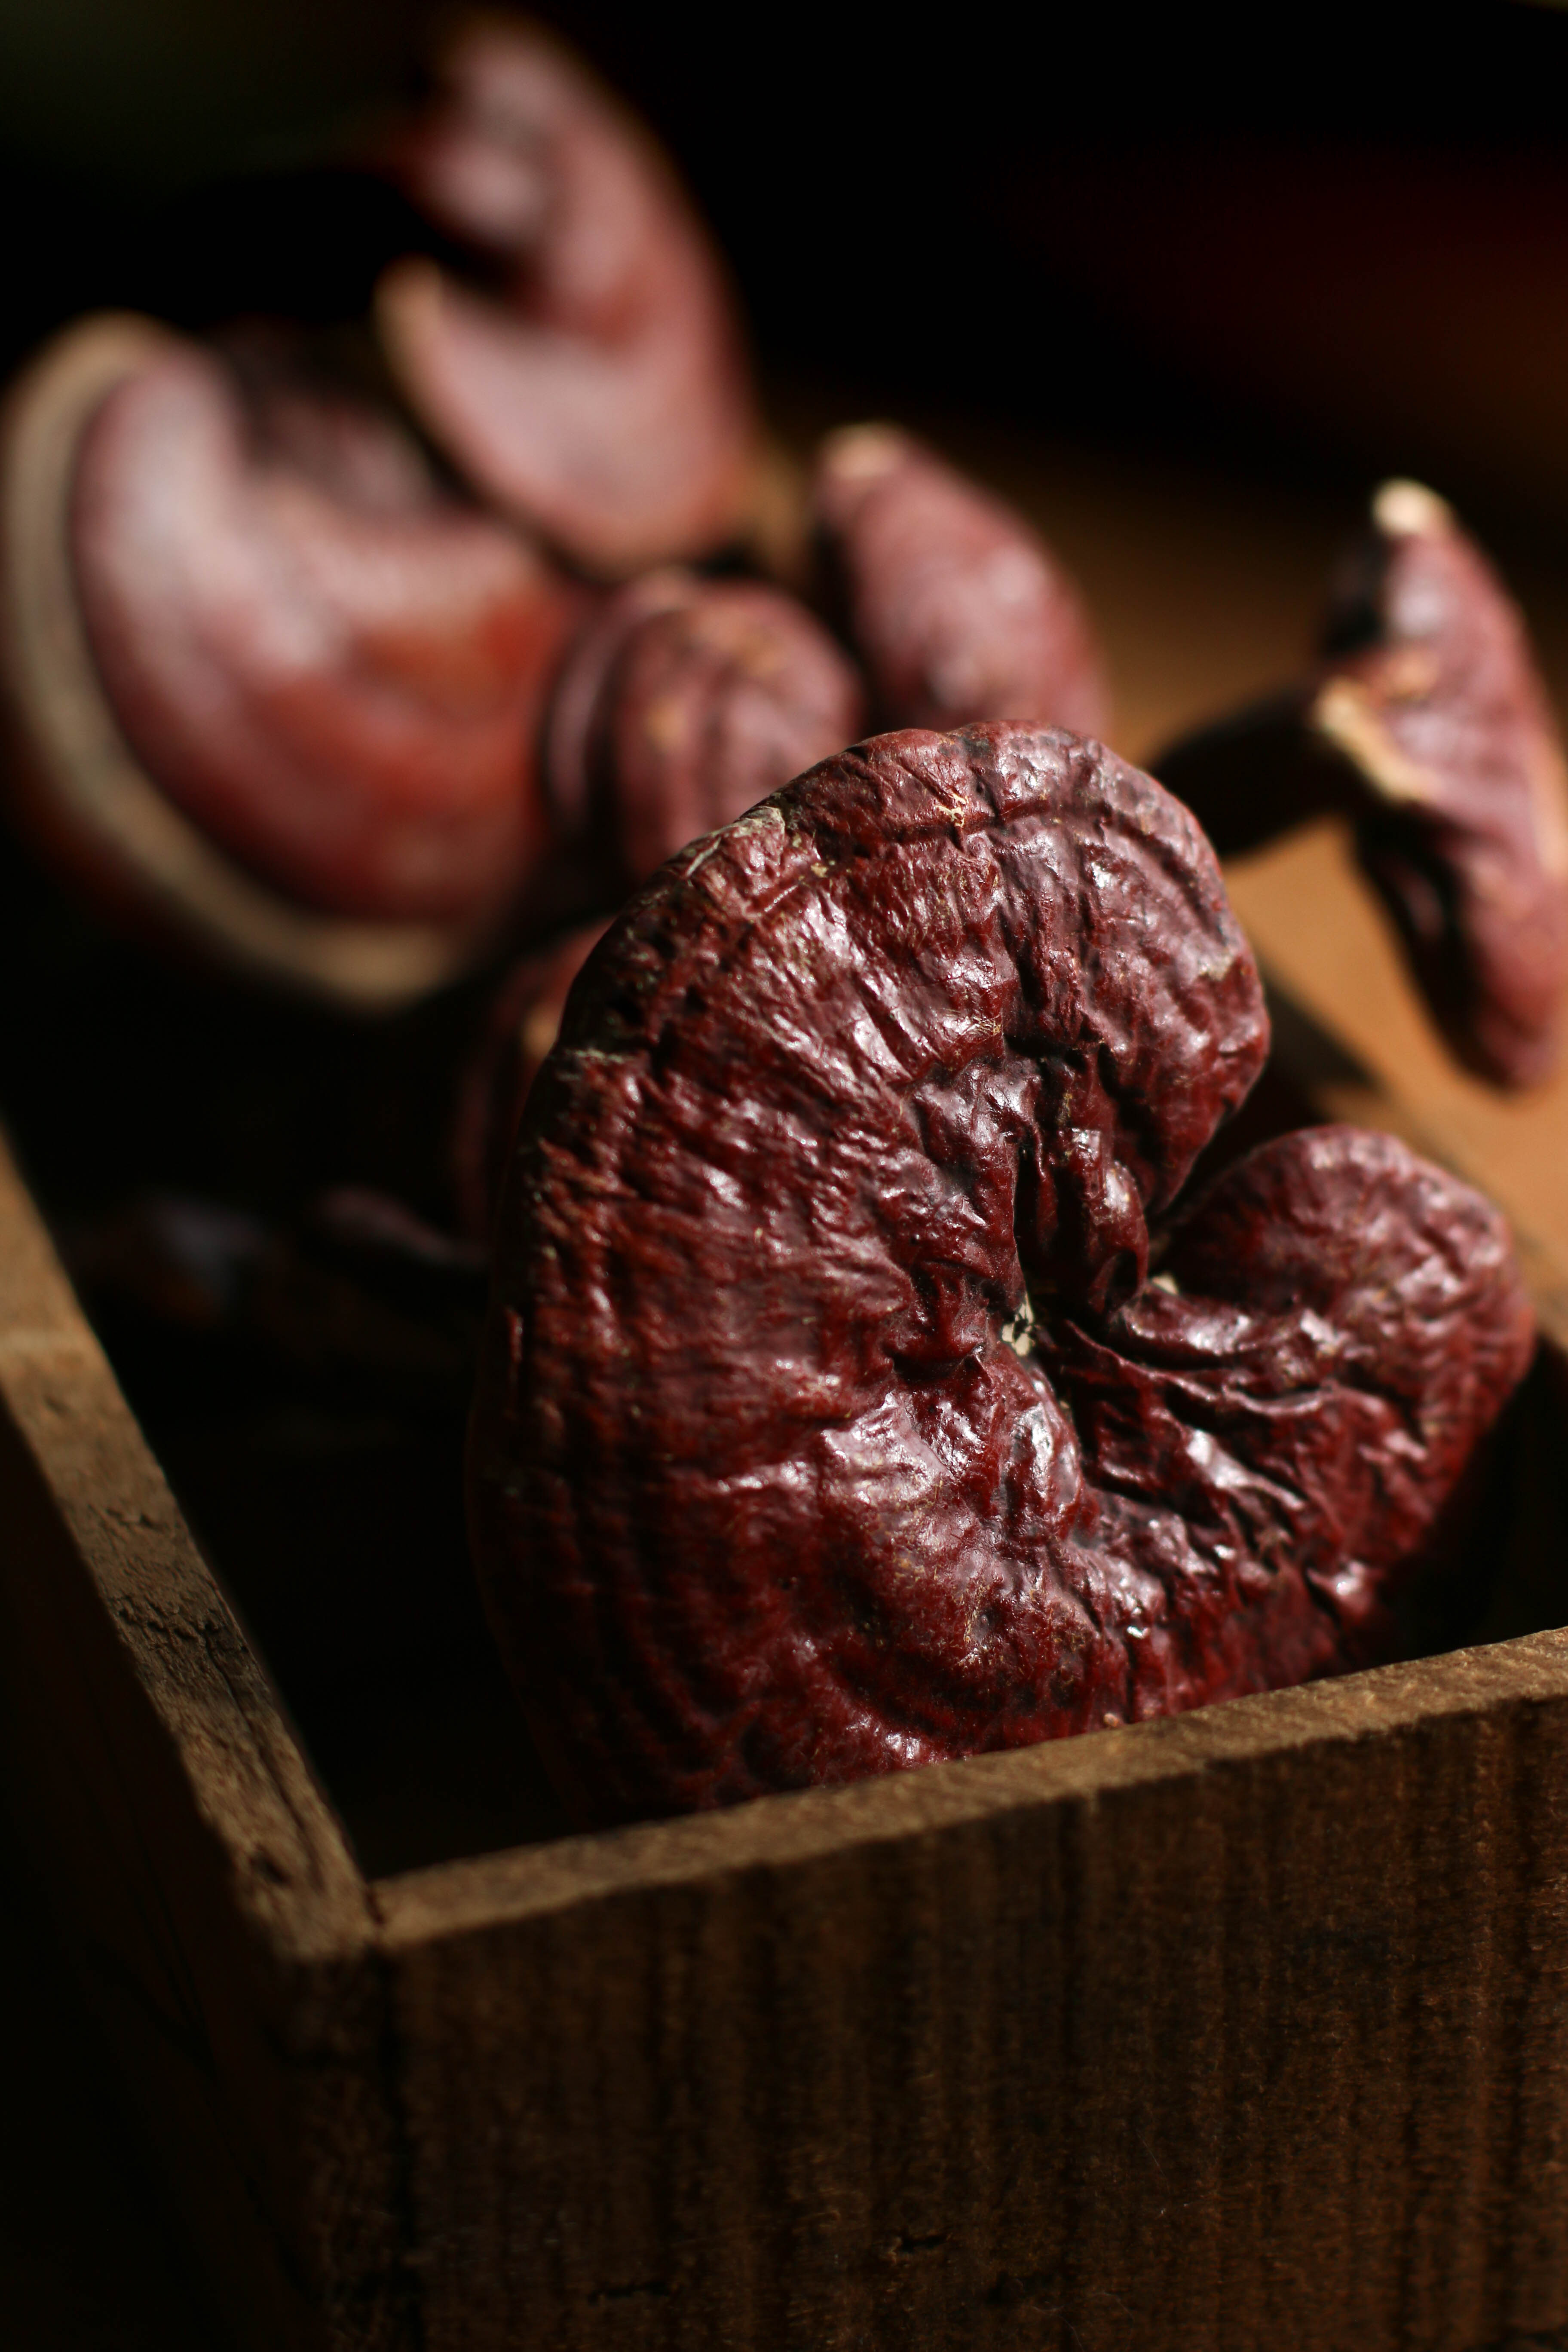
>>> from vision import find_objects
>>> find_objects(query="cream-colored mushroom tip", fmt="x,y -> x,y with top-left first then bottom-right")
821,423 -> 907,481
1373,478 -> 1454,539
375,256 -> 444,339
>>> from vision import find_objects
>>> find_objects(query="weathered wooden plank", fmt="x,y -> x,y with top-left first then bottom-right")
0,1132 -> 411,2352
377,1640 -> 1568,2352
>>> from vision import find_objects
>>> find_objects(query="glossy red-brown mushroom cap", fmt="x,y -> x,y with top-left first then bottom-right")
70,333 -> 576,925
453,574 -> 863,1236
544,568 -> 866,892
1315,480 -> 1568,1088
1156,479 -> 1568,1090
376,19 -> 760,577
469,723 -> 1530,1822
0,314 -> 583,1006
811,424 -> 1109,738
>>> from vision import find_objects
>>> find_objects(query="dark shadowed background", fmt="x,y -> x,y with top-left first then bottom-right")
3,1 -> 1568,525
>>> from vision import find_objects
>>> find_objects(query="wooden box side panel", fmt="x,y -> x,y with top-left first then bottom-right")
379,1641 -> 1568,2352
0,1137 -> 413,2352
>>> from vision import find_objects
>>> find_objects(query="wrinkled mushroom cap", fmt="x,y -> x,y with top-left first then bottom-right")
470,723 -> 1530,1822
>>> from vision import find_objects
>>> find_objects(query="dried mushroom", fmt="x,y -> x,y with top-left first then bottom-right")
376,18 -> 760,578
0,313 -> 580,1008
1157,480 -> 1568,1087
453,571 -> 865,1237
544,568 -> 865,898
469,723 -> 1532,1822
811,424 -> 1108,738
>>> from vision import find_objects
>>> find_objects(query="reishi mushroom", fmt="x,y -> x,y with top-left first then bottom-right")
543,567 -> 866,897
0,312 -> 581,1009
1156,479 -> 1568,1088
810,423 -> 1109,738
469,722 -> 1532,1822
376,17 -> 760,578
453,569 -> 865,1237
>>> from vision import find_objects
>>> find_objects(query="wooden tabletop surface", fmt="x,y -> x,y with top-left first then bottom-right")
9,409 -> 1568,2349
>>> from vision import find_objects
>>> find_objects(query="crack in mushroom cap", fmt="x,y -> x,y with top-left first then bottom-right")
469,723 -> 1531,1821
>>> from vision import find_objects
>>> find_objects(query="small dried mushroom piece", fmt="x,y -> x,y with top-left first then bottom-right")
811,424 -> 1109,738
469,723 -> 1532,1822
376,18 -> 760,578
1157,479 -> 1568,1088
544,568 -> 866,896
451,572 -> 864,1237
0,313 -> 581,1009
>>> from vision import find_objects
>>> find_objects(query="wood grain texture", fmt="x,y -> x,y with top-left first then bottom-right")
0,1130 -> 413,2352
371,1639 -> 1568,2352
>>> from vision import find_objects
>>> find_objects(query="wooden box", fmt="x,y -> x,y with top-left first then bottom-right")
9,454 -> 1568,2352
4,1011 -> 1568,2352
